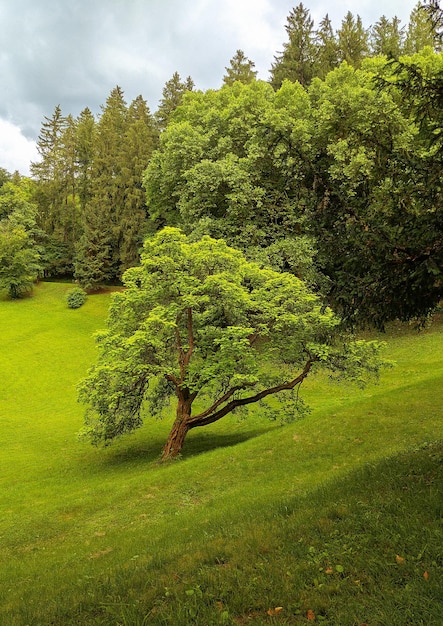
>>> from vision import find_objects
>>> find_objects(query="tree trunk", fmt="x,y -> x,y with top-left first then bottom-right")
161,397 -> 192,461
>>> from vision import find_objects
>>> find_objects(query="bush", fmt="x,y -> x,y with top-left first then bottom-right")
66,287 -> 87,309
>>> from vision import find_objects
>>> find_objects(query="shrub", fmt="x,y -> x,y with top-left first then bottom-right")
66,287 -> 87,309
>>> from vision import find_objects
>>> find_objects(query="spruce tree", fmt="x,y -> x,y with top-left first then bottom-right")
270,3 -> 316,88
223,50 -> 258,85
370,16 -> 405,57
117,95 -> 159,272
74,86 -> 127,288
155,72 -> 194,130
31,105 -> 75,275
404,2 -> 437,53
337,12 -> 369,67
314,14 -> 339,79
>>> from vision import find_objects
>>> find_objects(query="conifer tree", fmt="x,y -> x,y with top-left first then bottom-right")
117,95 -> 159,272
31,105 -> 75,275
74,86 -> 127,288
155,72 -> 194,130
404,2 -> 437,53
370,16 -> 405,57
314,14 -> 339,79
337,12 -> 369,67
75,108 -> 96,216
270,3 -> 316,88
223,50 -> 258,85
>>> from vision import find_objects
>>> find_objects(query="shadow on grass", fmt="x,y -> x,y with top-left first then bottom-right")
87,426 -> 277,471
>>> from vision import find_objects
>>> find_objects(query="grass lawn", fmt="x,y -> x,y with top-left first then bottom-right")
0,282 -> 442,625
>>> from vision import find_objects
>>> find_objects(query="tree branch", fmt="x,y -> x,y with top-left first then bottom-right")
188,357 -> 318,428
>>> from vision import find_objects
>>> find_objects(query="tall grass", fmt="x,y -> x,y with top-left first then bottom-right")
0,283 -> 442,624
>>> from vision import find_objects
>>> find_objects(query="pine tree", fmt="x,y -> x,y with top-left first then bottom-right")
337,12 -> 369,67
270,3 -> 316,88
155,72 -> 195,130
370,15 -> 405,57
314,14 -> 339,79
223,50 -> 258,85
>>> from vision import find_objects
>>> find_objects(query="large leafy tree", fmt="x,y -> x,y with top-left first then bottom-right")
144,80 -> 316,280
307,51 -> 443,327
78,228 -> 385,460
0,181 -> 42,298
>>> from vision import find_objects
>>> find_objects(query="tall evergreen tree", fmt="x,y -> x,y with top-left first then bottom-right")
314,14 -> 339,79
223,50 -> 258,85
31,105 -> 75,275
337,12 -> 369,67
270,3 -> 316,88
404,2 -> 437,53
370,15 -> 405,57
75,107 -> 96,217
74,86 -> 127,288
117,95 -> 159,272
155,72 -> 194,131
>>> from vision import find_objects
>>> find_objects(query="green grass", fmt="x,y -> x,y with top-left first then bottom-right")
0,282 -> 442,625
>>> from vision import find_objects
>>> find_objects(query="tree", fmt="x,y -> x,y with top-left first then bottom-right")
144,80 -> 316,280
116,95 -> 159,272
337,12 -> 369,67
223,49 -> 258,85
31,105 -> 74,275
155,72 -> 195,131
307,52 -> 443,327
270,3 -> 316,88
0,181 -> 42,298
404,2 -> 437,53
314,14 -> 339,79
370,15 -> 405,57
78,228 -> 385,460
74,86 -> 127,288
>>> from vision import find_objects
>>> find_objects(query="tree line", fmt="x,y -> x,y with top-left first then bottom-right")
1,1 -> 442,328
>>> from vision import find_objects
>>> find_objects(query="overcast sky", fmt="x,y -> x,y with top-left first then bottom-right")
1,0 -> 420,175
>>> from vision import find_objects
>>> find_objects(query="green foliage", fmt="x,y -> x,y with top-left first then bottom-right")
66,286 -> 87,309
78,228 -> 386,458
1,282 -> 442,624
144,79 -> 316,279
0,181 -> 42,298
308,51 -> 443,327
223,49 -> 257,86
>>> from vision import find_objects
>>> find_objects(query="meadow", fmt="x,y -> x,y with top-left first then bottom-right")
0,282 -> 442,625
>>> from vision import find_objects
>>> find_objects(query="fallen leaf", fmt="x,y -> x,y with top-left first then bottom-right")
423,571 -> 429,581
395,554 -> 405,564
267,607 -> 283,616
307,609 -> 315,621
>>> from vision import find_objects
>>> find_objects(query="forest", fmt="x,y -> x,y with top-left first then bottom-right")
1,1 -> 442,329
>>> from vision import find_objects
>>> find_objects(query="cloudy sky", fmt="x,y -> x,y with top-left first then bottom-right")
1,0 -> 420,175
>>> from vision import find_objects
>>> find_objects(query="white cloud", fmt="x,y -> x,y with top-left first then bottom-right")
0,119 -> 38,176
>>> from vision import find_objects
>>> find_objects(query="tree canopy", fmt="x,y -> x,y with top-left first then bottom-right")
78,228 -> 386,460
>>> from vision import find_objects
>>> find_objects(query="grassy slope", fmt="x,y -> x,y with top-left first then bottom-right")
0,283 -> 442,625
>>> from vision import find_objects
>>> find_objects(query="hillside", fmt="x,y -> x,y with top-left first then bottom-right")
0,282 -> 442,625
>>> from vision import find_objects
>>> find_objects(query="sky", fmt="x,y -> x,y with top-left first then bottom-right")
1,0 -> 420,175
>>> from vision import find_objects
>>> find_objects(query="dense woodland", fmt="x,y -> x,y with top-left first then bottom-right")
1,1 -> 443,328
